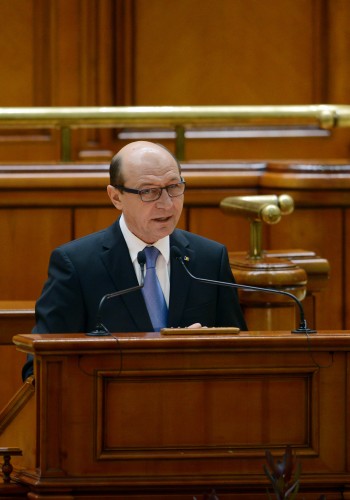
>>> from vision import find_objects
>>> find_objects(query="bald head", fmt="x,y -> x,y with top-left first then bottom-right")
107,141 -> 184,243
109,141 -> 181,186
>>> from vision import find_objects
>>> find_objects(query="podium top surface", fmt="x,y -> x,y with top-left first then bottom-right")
12,330 -> 350,355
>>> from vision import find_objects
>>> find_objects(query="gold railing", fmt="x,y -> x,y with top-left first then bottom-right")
0,104 -> 350,161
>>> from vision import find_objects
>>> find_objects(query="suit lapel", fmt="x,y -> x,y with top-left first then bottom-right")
168,231 -> 195,326
100,220 -> 153,332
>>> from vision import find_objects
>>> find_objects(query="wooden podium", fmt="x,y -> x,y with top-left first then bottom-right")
1,330 -> 350,499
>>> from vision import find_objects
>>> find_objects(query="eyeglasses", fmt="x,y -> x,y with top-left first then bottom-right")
113,178 -> 186,202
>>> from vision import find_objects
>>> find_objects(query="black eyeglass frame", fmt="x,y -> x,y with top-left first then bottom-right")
113,178 -> 186,202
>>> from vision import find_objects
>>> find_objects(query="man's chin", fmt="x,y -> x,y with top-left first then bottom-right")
150,224 -> 175,241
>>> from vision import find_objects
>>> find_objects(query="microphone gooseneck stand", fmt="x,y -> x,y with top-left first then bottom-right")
171,246 -> 316,335
87,250 -> 146,336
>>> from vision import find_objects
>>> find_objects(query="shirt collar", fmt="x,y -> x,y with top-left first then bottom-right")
119,214 -> 170,263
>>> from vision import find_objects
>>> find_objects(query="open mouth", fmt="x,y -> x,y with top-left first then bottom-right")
154,216 -> 171,222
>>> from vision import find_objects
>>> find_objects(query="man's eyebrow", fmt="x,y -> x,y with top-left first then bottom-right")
137,178 -> 181,189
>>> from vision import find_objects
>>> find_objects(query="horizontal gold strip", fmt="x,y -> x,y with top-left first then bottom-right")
0,104 -> 347,129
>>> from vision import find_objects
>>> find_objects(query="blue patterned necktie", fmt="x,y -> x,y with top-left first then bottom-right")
142,246 -> 168,331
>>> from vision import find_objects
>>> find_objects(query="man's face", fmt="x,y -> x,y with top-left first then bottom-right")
107,144 -> 184,244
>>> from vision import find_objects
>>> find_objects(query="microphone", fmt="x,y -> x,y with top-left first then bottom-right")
87,250 -> 146,336
171,246 -> 316,335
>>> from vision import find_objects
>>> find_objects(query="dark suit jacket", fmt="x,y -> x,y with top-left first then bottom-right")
22,219 -> 247,379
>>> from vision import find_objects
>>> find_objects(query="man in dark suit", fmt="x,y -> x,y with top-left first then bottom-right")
22,141 -> 246,379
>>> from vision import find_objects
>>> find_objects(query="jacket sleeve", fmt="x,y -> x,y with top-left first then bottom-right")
22,248 -> 87,381
33,247 -> 87,334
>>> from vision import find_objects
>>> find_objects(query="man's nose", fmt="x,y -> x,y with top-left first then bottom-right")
156,188 -> 173,206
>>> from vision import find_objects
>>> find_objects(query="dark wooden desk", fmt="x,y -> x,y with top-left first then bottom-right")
1,330 -> 350,499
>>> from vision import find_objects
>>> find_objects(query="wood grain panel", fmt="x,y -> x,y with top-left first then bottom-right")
134,0 -> 322,105
4,331 -> 350,498
0,208 -> 72,299
267,208 -> 342,330
346,209 -> 350,330
327,0 -> 350,102
0,0 -> 34,106
188,207 -> 252,252
101,374 -> 310,453
1,0 -> 350,161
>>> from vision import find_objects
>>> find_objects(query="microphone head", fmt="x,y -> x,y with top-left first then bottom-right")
137,249 -> 146,266
170,245 -> 183,260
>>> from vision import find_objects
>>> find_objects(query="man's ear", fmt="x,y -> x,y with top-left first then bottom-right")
107,185 -> 123,210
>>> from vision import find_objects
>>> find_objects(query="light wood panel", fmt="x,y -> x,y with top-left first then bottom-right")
0,208 -> 72,299
134,0 -> 323,105
0,0 -> 34,106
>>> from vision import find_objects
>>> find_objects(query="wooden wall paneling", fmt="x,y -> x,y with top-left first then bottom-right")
0,0 -> 123,162
0,0 -> 59,161
122,0 -> 350,161
267,208 -> 343,330
327,0 -> 350,103
0,0 -> 35,106
76,0 -> 119,161
1,0 -> 350,161
52,0 -> 82,105
74,207 -> 121,238
133,0 -> 320,105
0,208 -> 73,300
346,208 -> 350,330
188,208 -> 252,252
114,0 -> 135,106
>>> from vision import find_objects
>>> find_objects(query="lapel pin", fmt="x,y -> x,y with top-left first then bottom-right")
184,256 -> 190,262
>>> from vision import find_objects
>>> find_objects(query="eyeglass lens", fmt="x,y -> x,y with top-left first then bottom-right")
141,182 -> 185,201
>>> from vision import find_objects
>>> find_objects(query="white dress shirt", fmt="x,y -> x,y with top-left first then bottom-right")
119,214 -> 170,306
